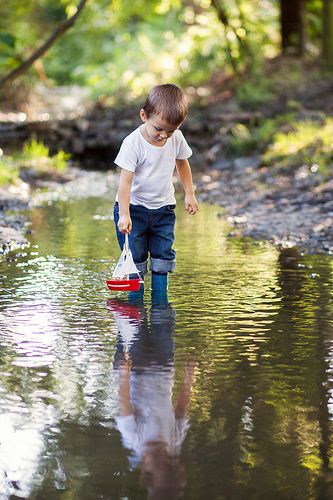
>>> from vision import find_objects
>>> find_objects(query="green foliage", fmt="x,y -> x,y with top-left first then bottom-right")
227,114 -> 295,157
22,137 -> 50,159
0,139 -> 70,186
0,0 -> 327,100
235,76 -> 274,110
0,156 -> 19,185
0,33 -> 16,50
264,118 -> 333,176
227,115 -> 333,179
43,1 -> 229,97
307,0 -> 324,44
0,31 -> 18,74
0,0 -> 282,99
0,0 -> 77,77
19,138 -> 70,172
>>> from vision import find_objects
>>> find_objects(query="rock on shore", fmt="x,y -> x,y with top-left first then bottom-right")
0,186 -> 29,257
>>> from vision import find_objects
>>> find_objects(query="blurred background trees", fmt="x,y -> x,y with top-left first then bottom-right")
0,0 -> 332,102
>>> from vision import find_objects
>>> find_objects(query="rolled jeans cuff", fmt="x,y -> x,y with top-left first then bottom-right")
136,260 -> 148,276
150,258 -> 176,274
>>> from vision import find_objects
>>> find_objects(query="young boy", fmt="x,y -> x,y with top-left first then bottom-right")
113,83 -> 198,293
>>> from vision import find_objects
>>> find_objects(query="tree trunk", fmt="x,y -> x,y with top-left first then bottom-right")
0,0 -> 87,89
280,0 -> 306,56
323,0 -> 333,69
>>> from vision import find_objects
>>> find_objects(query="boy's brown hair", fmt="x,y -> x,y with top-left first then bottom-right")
142,84 -> 188,126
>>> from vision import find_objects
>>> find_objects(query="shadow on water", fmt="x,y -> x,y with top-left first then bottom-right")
0,192 -> 333,498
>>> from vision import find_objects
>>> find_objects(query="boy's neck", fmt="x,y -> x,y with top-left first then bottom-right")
140,124 -> 167,147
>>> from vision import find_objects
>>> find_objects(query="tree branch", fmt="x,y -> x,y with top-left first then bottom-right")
211,0 -> 238,72
211,0 -> 229,27
211,0 -> 252,72
0,0 -> 87,89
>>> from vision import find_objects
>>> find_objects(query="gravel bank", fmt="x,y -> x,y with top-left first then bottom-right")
196,156 -> 333,255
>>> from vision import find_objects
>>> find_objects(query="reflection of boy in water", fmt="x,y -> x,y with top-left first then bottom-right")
110,299 -> 196,499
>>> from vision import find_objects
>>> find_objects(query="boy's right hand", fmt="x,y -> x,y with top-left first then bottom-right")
117,214 -> 132,234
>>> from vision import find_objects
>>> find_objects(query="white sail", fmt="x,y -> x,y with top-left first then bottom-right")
112,235 -> 141,278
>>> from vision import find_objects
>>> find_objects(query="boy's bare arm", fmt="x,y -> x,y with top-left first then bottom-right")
118,359 -> 133,416
176,159 -> 199,215
118,169 -> 134,233
174,360 -> 197,418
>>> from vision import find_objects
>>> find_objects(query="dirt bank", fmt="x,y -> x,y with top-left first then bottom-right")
195,156 -> 333,255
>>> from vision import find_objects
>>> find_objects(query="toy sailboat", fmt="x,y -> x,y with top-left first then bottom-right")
106,234 -> 143,292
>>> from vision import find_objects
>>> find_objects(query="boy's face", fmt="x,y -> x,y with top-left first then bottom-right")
140,110 -> 180,146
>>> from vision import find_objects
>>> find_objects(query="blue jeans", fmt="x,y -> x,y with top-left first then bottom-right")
113,202 -> 176,276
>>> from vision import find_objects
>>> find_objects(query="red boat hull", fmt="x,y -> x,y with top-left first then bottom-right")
106,278 -> 141,292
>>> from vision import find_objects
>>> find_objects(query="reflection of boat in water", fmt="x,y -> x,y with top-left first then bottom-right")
107,298 -> 143,356
108,298 -> 196,499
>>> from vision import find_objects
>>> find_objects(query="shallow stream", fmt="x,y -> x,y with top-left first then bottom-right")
1,179 -> 333,499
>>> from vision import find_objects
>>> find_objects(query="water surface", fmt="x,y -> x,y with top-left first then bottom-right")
1,184 -> 333,499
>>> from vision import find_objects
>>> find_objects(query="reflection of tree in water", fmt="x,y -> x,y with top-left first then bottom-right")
110,298 -> 196,500
184,349 -> 254,499
240,248 -> 333,498
183,248 -> 333,499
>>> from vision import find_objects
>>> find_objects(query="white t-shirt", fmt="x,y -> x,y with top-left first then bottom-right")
114,126 -> 192,209
116,369 -> 189,469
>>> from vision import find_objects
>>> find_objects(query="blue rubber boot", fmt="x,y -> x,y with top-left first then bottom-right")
128,275 -> 144,304
151,272 -> 168,305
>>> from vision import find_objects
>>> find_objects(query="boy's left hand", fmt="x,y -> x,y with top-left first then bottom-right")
185,194 -> 199,215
